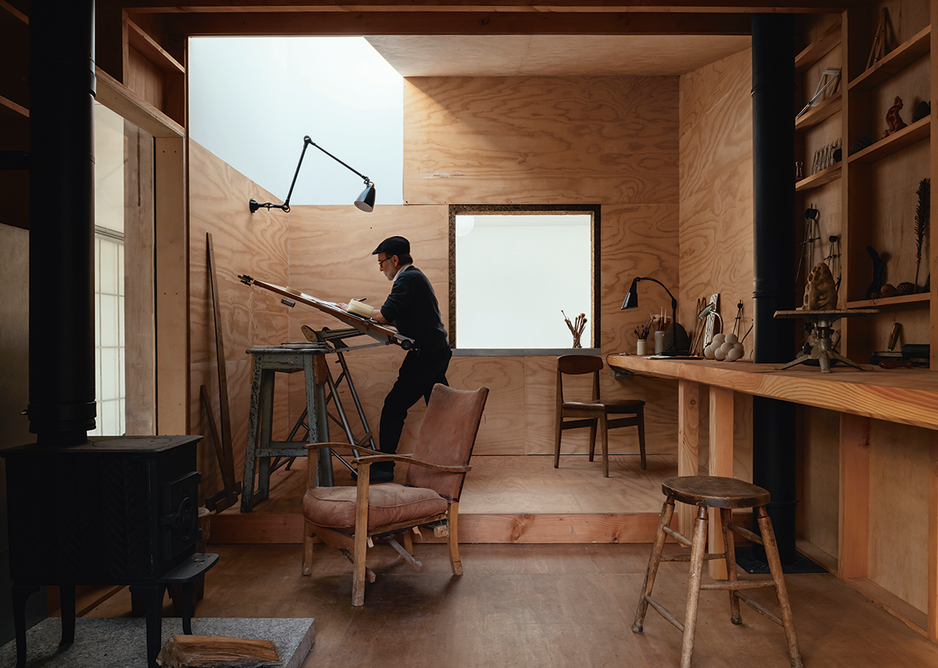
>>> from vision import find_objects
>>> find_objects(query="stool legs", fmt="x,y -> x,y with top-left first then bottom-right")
756,506 -> 803,668
719,507 -> 742,624
633,499 -> 803,668
680,505 -> 709,668
633,495 -> 676,632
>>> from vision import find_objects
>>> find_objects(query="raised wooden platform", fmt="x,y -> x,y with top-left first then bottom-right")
210,453 -> 678,544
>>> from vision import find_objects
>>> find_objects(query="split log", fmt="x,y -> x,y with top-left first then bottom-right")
156,635 -> 280,668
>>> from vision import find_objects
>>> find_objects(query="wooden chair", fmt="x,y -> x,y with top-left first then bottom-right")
301,384 -> 489,606
554,354 -> 646,477
632,476 -> 803,668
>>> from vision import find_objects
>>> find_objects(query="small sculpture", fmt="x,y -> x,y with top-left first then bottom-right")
895,282 -> 915,296
882,96 -> 908,138
802,261 -> 837,310
912,101 -> 931,123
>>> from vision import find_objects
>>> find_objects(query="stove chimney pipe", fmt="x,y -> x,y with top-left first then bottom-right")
27,0 -> 97,444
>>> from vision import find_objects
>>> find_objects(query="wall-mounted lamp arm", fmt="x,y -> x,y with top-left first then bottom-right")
249,135 -> 375,214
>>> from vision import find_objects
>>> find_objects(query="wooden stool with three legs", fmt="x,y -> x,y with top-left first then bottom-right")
632,476 -> 803,668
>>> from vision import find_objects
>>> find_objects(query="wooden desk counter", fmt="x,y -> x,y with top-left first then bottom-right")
606,354 -> 938,431
607,353 -> 938,641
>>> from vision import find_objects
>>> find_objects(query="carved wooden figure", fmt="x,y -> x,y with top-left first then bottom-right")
882,96 -> 907,138
802,261 -> 837,310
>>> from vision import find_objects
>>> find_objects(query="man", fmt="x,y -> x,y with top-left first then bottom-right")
363,236 -> 451,483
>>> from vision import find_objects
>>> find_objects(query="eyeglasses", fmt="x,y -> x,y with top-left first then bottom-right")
378,257 -> 391,267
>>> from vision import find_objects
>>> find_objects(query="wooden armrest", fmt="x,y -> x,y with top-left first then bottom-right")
355,453 -> 470,474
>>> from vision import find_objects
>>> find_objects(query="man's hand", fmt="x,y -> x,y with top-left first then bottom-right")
372,309 -> 389,324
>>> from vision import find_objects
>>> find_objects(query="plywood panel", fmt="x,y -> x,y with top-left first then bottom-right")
403,76 -> 679,206
123,122 -> 156,436
679,49 -> 755,342
188,139 -> 291,502
802,406 -> 842,560
868,419 -> 930,613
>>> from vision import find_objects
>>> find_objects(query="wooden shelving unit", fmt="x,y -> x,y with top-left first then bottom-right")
795,162 -> 841,192
847,116 -> 931,164
794,6 -> 937,645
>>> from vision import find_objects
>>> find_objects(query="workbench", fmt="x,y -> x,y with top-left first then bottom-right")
606,353 -> 938,640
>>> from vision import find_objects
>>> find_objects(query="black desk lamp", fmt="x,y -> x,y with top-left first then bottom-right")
621,276 -> 689,355
249,135 -> 376,214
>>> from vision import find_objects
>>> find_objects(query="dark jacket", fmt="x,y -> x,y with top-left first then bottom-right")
380,265 -> 449,352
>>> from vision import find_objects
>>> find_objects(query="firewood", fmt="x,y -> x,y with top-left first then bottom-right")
156,635 -> 281,668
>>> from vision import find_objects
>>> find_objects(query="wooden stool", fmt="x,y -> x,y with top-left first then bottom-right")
632,476 -> 803,668
241,345 -> 330,512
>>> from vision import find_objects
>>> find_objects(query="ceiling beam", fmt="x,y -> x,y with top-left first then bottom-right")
164,11 -> 757,36
125,0 -> 859,13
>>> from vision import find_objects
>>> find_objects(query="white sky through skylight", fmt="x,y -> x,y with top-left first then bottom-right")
188,37 -> 404,207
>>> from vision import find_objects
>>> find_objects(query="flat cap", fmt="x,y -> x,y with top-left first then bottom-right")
372,236 -> 410,257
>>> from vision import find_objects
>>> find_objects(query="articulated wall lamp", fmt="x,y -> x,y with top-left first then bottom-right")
621,276 -> 689,355
249,135 -> 376,214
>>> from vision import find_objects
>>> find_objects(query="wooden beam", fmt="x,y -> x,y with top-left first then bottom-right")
95,67 -> 184,139
708,385 -> 734,579
839,412 -> 869,581
123,0 -> 864,14
677,379 -> 700,536
164,10 -> 754,36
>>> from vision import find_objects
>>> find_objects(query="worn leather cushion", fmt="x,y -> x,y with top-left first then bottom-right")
303,484 -> 448,532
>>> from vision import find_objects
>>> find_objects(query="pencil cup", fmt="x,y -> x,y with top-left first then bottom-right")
636,339 -> 647,356
654,331 -> 666,354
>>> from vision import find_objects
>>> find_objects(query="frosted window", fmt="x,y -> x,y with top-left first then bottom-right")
454,211 -> 594,349
91,103 -> 126,436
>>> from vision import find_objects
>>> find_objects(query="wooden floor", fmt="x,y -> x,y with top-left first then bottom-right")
212,453 -> 678,544
84,541 -> 938,667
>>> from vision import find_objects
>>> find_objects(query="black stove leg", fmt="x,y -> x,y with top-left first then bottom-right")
130,583 -> 166,668
59,584 -> 76,646
11,585 -> 39,668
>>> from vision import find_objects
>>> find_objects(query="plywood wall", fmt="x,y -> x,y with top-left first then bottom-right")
396,75 -> 681,456
403,76 -> 679,206
188,139 -> 292,501
276,75 -> 683,458
679,49 -> 755,475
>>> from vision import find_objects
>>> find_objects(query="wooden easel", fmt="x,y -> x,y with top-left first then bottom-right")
867,7 -> 889,69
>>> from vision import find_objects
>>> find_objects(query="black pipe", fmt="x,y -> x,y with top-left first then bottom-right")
27,0 -> 97,444
751,14 -> 798,563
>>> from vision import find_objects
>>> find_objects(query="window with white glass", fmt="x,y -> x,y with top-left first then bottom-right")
92,102 -> 125,436
451,206 -> 598,350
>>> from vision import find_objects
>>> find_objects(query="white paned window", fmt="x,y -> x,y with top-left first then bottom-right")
91,102 -> 126,436
453,208 -> 597,350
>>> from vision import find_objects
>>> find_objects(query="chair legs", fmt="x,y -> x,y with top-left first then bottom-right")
447,502 -> 463,575
637,406 -> 647,470
633,496 -> 803,668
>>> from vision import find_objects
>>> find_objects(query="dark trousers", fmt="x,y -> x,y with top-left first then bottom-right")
377,347 -> 452,472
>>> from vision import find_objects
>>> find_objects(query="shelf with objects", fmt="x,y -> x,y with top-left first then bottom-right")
841,8 -> 932,365
793,13 -> 847,373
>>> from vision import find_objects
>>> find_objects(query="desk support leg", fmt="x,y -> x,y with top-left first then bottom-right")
839,413 -> 870,581
242,358 -> 264,512
678,380 -> 700,536
709,386 -> 734,579
307,354 -> 333,487
929,431 -> 938,642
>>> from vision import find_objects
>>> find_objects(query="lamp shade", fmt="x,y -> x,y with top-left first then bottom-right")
354,183 -> 376,213
621,278 -> 640,310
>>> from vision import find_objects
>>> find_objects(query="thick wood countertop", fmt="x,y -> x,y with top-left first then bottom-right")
606,354 -> 938,431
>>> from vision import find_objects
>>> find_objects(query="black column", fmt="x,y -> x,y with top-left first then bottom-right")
27,0 -> 98,443
751,13 -> 798,563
